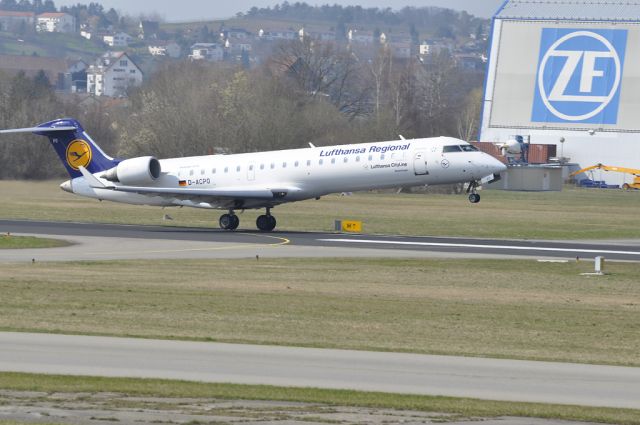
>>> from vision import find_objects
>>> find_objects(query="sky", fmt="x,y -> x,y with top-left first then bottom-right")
52,0 -> 505,21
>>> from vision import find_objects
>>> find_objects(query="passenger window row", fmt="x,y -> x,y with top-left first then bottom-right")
184,153 -> 387,176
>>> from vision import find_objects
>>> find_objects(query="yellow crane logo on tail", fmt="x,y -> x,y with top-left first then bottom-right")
65,140 -> 92,170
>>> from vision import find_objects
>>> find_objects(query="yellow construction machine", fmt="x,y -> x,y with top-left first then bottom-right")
570,164 -> 640,190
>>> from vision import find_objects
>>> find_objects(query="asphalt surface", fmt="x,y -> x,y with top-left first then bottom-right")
2,222 -> 640,411
3,219 -> 640,261
1,332 -> 639,409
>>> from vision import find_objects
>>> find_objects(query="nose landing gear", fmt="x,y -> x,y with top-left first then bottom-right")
467,181 -> 481,204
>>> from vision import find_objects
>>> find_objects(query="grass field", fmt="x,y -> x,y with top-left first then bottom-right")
1,258 -> 638,366
0,31 -> 103,60
1,180 -> 639,239
0,372 -> 639,425
0,235 -> 70,249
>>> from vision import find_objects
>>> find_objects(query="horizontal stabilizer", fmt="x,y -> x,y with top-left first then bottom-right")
78,166 -> 107,189
0,126 -> 76,134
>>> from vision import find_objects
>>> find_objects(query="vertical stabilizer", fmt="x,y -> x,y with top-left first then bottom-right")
31,118 -> 118,178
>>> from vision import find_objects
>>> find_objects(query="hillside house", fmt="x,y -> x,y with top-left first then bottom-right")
87,52 -> 143,97
222,27 -> 251,40
148,41 -> 181,58
224,37 -> 252,53
103,32 -> 133,47
419,40 -> 453,56
258,29 -> 297,41
0,10 -> 34,32
189,43 -> 223,61
36,12 -> 75,33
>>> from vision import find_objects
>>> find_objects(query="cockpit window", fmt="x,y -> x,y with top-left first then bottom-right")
460,144 -> 479,152
443,145 -> 479,153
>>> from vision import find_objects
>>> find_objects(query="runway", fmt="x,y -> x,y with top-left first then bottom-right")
1,332 -> 639,409
2,219 -> 640,261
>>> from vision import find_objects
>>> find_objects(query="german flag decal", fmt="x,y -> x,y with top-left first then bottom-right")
179,180 -> 187,187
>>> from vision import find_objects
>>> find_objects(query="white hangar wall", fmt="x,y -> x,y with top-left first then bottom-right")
480,1 -> 640,185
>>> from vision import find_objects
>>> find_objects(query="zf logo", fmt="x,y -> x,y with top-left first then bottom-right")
532,28 -> 627,124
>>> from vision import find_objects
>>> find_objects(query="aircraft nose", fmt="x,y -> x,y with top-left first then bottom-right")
60,179 -> 73,193
492,157 -> 507,174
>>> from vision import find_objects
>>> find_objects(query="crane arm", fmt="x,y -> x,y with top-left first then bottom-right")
570,164 -> 640,177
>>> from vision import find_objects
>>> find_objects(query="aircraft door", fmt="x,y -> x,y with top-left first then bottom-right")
247,163 -> 255,181
413,151 -> 429,176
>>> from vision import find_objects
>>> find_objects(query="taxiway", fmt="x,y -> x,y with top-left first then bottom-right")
1,332 -> 639,409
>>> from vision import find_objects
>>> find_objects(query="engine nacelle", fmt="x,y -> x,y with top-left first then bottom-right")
103,156 -> 161,185
497,139 -> 522,155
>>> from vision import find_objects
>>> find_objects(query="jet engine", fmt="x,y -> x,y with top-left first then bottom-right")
496,139 -> 522,155
102,156 -> 161,185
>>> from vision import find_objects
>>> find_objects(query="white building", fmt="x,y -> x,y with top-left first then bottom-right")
0,10 -> 34,32
148,41 -> 181,58
189,43 -> 223,62
480,0 -> 640,185
87,52 -> 143,97
36,12 -> 75,33
103,32 -> 132,48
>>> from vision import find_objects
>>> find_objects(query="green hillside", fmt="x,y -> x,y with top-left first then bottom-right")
0,31 -> 104,60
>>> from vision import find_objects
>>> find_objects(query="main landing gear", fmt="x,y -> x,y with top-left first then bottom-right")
219,211 -> 240,230
256,208 -> 276,232
218,208 -> 277,232
467,181 -> 481,204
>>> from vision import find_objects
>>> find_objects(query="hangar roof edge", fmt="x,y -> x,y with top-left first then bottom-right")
494,1 -> 640,22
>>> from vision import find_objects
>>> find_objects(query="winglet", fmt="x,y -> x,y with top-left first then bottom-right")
79,166 -> 107,188
399,135 -> 406,140
308,142 -> 316,148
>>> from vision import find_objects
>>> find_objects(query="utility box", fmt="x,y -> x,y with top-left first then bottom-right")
486,165 -> 563,191
334,220 -> 362,233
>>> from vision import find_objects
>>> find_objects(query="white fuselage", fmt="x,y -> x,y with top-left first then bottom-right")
67,136 -> 506,210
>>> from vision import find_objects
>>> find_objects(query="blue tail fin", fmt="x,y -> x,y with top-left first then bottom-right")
34,118 -> 119,178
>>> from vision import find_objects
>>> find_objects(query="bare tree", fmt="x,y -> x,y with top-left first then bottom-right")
457,87 -> 483,141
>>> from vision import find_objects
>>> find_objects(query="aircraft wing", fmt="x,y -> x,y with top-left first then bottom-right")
78,166 -> 292,202
108,185 -> 288,200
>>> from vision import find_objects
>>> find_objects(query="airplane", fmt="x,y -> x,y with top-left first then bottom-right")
1,118 -> 506,232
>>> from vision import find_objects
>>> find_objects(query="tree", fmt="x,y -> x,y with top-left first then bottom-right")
105,8 -> 119,27
273,38 -> 369,119
410,23 -> 419,45
42,0 -> 55,12
457,88 -> 483,141
0,0 -> 18,11
0,71 -> 66,179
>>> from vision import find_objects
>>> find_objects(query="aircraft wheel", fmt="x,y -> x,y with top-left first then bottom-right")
229,214 -> 240,230
623,183 -> 631,191
220,213 -> 239,230
468,193 -> 481,204
256,214 -> 276,232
